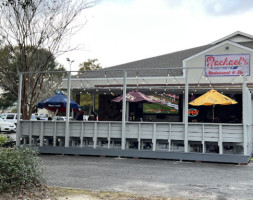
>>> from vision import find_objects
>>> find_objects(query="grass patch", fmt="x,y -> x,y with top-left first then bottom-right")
0,185 -> 189,199
50,186 -> 187,200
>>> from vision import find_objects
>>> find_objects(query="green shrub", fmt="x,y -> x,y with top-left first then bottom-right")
0,134 -> 7,147
0,147 -> 44,193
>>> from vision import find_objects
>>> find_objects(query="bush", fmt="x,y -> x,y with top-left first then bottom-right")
0,134 -> 7,147
0,147 -> 44,193
0,134 -> 15,148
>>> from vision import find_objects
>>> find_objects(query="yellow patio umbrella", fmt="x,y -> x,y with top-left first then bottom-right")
189,89 -> 238,120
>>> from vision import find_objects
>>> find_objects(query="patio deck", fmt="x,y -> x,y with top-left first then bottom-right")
19,120 -> 253,164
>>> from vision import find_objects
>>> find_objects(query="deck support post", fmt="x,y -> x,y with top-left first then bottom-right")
121,70 -> 127,150
183,67 -> 189,152
202,124 -> 206,153
40,122 -> 44,147
53,122 -> 57,147
243,66 -> 248,155
108,122 -> 111,149
219,124 -> 223,154
168,124 -> 171,151
29,121 -> 32,146
152,123 -> 157,151
16,73 -> 23,146
138,123 -> 141,150
93,122 -> 97,149
65,71 -> 71,147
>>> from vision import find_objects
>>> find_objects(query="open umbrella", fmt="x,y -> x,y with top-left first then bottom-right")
38,93 -> 81,113
189,89 -> 237,120
112,91 -> 158,103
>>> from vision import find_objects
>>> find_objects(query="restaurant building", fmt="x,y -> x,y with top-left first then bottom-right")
18,31 -> 253,163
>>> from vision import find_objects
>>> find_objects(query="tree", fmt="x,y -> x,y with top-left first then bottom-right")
0,0 -> 98,119
78,59 -> 101,115
0,46 -> 65,115
79,59 -> 102,72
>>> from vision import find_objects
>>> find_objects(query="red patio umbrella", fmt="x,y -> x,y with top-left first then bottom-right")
112,91 -> 159,103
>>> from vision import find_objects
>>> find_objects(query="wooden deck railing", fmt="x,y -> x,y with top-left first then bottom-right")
19,120 -> 249,155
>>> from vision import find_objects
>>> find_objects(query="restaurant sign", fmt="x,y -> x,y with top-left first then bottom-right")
205,54 -> 250,77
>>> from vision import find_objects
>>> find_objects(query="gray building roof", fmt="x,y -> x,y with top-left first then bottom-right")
78,41 -> 253,78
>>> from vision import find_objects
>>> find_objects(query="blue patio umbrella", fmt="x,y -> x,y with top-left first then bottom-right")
38,93 -> 81,113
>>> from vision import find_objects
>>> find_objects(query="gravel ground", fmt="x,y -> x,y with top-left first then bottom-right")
41,155 -> 253,200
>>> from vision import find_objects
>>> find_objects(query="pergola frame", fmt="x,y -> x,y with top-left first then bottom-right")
16,66 -> 251,156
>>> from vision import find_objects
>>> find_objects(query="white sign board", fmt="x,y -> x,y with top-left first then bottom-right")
205,54 -> 250,77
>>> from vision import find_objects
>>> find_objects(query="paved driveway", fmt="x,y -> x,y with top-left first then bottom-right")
41,155 -> 253,200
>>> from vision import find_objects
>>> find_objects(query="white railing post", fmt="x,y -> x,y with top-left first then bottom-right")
152,123 -> 157,151
40,122 -> 44,147
184,67 -> 189,152
138,123 -> 141,150
93,122 -> 97,149
53,122 -> 57,147
16,73 -> 23,146
29,121 -> 32,146
108,122 -> 111,149
80,122 -> 84,148
218,124 -> 223,154
243,66 -> 248,155
65,71 -> 71,147
121,70 -> 127,150
202,124 -> 206,153
168,124 -> 171,151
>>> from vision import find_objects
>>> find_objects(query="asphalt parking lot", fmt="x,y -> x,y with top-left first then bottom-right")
41,155 -> 253,200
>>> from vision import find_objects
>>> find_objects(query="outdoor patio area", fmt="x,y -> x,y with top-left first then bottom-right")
16,32 -> 253,164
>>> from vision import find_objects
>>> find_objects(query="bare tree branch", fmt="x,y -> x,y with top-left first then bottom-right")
0,0 -> 98,118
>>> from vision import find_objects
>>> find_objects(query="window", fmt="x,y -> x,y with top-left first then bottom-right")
6,115 -> 15,119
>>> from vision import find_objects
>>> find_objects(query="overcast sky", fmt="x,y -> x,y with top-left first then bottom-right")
57,0 -> 253,71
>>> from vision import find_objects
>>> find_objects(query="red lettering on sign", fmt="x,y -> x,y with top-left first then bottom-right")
206,56 -> 248,67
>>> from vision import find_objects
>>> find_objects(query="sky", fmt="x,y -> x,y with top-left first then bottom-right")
57,0 -> 253,71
